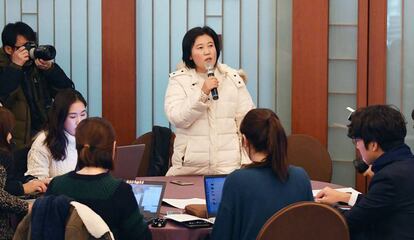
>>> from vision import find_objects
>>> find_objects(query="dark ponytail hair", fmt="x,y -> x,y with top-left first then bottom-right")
75,117 -> 115,170
240,108 -> 288,181
0,107 -> 15,154
45,89 -> 87,160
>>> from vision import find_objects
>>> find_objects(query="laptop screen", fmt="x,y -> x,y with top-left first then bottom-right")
112,144 -> 145,180
127,180 -> 166,221
204,175 -> 227,218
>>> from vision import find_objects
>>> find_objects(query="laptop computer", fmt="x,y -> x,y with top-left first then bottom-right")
111,144 -> 145,180
127,180 -> 166,222
204,175 -> 227,223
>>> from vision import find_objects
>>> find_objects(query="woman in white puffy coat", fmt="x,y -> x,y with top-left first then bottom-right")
165,26 -> 255,176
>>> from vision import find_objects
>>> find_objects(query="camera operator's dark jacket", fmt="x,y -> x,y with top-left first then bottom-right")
345,144 -> 414,240
0,48 -> 74,149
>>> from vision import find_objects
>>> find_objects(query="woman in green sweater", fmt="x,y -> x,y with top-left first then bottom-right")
46,117 -> 151,240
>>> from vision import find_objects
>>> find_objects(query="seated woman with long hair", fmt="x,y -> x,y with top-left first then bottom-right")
46,117 -> 151,240
0,107 -> 37,239
0,106 -> 46,197
25,89 -> 87,179
211,109 -> 314,240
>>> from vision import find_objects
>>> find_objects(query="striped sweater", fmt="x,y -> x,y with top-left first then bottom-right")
0,160 -> 28,240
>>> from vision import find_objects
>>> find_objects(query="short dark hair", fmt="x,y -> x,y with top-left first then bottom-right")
240,108 -> 288,181
76,117 -> 116,170
45,89 -> 87,160
347,105 -> 407,151
2,21 -> 36,47
0,107 -> 15,154
182,26 -> 221,69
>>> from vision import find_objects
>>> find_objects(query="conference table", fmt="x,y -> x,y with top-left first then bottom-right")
136,176 -> 343,240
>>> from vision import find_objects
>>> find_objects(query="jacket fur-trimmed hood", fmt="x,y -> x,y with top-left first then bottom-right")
175,61 -> 248,83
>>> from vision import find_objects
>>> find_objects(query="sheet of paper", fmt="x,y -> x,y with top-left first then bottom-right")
312,187 -> 361,197
164,214 -> 214,224
164,213 -> 203,222
163,198 -> 206,209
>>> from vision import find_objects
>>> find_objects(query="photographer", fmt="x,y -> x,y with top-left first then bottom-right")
0,22 -> 74,149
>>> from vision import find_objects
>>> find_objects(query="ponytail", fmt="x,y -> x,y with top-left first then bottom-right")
240,109 -> 289,181
267,116 -> 288,181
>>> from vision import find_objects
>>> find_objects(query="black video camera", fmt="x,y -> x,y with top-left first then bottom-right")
353,158 -> 369,174
411,109 -> 414,121
23,41 -> 56,61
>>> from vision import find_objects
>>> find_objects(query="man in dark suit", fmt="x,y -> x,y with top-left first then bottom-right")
316,105 -> 414,240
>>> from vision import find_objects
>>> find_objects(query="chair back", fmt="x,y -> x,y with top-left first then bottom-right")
133,132 -> 153,177
133,127 -> 175,176
13,206 -> 113,240
287,134 -> 332,182
11,146 -> 30,179
256,202 -> 349,240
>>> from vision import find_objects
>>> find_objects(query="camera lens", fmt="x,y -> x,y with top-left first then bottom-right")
33,45 -> 56,61
23,42 -> 56,61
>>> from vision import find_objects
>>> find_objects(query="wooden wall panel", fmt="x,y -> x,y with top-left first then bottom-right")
355,0 -> 387,193
356,0 -> 369,193
292,0 -> 329,146
368,0 -> 387,104
102,0 -> 136,145
357,0 -> 369,109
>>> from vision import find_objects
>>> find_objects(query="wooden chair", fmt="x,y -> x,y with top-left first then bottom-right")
132,128 -> 175,176
256,202 -> 349,240
133,132 -> 153,177
287,134 -> 333,182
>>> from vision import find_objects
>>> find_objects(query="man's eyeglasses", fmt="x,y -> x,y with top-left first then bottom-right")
351,138 -> 362,145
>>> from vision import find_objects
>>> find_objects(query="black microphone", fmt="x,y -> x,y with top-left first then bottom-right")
205,63 -> 219,100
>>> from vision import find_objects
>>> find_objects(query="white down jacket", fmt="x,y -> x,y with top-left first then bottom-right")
165,63 -> 255,176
